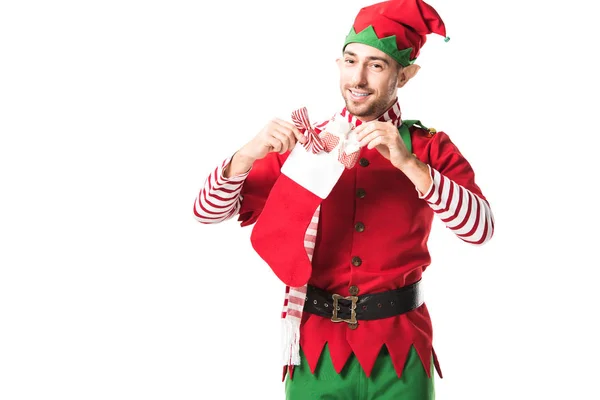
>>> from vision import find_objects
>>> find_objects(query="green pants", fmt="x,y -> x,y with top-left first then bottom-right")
285,345 -> 434,399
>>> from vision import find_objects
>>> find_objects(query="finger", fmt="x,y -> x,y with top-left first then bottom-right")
358,130 -> 384,147
277,125 -> 299,148
367,135 -> 385,150
352,123 -> 366,137
355,122 -> 379,141
276,119 -> 308,143
271,129 -> 292,153
274,118 -> 307,144
266,137 -> 283,153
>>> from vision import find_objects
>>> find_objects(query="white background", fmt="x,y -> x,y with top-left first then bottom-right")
1,0 -> 599,399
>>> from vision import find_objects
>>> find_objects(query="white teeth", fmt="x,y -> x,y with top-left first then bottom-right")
351,91 -> 369,97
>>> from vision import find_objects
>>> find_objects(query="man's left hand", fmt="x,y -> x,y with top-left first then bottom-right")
354,121 -> 412,170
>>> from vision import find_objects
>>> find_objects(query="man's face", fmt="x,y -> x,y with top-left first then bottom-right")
338,43 -> 400,121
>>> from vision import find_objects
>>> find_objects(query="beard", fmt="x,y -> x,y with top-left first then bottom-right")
343,92 -> 391,119
341,79 -> 398,120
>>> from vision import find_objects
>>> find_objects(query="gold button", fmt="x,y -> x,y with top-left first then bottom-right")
354,222 -> 365,232
349,285 -> 359,296
348,322 -> 358,330
359,158 -> 370,167
351,256 -> 362,267
356,188 -> 366,198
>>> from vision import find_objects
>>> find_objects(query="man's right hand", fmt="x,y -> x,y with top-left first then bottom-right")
224,119 -> 307,178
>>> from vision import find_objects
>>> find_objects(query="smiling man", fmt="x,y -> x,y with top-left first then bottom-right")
193,0 -> 494,399
340,45 -> 418,121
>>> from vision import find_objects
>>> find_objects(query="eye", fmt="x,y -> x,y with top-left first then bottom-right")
371,63 -> 383,70
344,58 -> 355,64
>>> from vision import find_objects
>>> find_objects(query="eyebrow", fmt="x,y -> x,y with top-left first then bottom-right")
343,51 -> 390,65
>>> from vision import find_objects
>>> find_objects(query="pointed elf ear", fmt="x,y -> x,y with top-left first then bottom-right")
397,64 -> 420,88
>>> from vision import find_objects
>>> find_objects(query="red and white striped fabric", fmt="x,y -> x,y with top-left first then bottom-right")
419,166 -> 494,244
291,107 -> 325,154
280,208 -> 318,378
193,157 -> 249,224
291,107 -> 361,169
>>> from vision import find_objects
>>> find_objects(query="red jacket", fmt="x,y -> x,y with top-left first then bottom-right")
232,126 -> 492,378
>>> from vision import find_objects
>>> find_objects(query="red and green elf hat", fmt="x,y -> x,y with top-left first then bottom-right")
343,0 -> 448,67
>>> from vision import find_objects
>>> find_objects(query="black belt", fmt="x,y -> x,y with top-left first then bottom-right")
304,280 -> 423,327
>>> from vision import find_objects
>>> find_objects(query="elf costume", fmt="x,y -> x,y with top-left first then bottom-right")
193,0 -> 494,398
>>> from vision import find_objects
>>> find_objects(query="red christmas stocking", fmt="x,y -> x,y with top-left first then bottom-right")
250,141 -> 345,287
250,174 -> 320,287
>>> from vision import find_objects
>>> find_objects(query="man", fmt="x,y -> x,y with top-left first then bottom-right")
193,0 -> 494,398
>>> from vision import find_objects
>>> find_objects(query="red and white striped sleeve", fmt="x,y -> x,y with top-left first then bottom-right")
418,166 -> 494,245
193,157 -> 251,224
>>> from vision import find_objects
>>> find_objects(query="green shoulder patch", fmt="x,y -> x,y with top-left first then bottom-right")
402,119 -> 436,137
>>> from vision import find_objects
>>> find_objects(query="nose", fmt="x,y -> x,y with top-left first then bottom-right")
350,64 -> 368,87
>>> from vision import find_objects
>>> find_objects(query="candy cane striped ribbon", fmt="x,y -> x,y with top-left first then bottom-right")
291,107 -> 360,169
291,107 -> 325,154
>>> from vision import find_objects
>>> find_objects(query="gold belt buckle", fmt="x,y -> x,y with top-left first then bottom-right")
331,294 -> 358,324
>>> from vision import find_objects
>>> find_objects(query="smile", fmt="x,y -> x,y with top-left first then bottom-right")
349,90 -> 371,101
